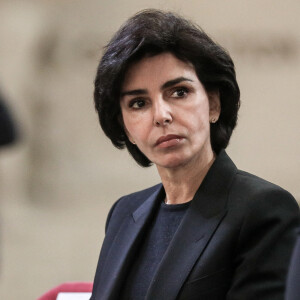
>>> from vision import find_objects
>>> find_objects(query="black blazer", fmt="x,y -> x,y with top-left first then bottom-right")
91,151 -> 300,300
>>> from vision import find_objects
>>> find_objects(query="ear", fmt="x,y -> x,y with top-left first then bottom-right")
208,90 -> 221,122
118,114 -> 135,144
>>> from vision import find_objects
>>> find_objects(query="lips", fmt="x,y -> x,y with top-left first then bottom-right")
155,134 -> 183,147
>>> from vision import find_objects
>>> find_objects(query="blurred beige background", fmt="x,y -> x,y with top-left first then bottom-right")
0,0 -> 299,299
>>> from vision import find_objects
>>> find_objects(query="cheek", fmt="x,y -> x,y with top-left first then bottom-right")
120,112 -> 135,140
122,119 -> 135,140
181,105 -> 210,133
122,113 -> 149,142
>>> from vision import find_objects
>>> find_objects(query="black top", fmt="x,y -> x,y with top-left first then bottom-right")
122,200 -> 191,300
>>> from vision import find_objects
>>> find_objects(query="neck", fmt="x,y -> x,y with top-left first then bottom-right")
157,149 -> 216,205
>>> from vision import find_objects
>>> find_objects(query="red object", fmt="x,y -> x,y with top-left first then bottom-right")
37,282 -> 93,300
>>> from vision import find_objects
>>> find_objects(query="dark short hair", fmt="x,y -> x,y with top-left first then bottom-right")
94,9 -> 240,167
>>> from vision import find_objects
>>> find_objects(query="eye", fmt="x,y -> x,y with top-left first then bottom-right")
129,99 -> 146,109
172,87 -> 189,98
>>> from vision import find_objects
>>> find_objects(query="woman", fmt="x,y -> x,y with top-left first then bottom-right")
90,10 -> 299,300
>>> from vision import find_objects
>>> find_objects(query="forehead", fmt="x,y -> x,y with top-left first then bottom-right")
122,52 -> 197,90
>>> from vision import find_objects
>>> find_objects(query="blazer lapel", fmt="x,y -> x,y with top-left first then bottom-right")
146,150 -> 237,300
96,185 -> 163,300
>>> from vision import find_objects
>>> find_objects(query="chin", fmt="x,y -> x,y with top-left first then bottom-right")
155,155 -> 190,169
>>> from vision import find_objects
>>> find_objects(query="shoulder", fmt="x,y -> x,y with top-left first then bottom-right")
227,169 -> 299,228
231,169 -> 298,206
212,151 -> 298,212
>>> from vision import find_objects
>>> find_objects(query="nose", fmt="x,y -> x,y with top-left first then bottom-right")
153,98 -> 173,127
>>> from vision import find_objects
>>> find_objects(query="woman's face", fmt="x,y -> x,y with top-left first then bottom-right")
120,52 -> 220,170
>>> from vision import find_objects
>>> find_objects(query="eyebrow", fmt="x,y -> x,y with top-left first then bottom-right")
120,77 -> 193,97
161,77 -> 193,90
120,89 -> 148,97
